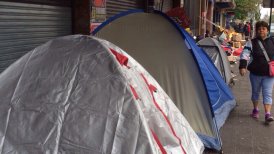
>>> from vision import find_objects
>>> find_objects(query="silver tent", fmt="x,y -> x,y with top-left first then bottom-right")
0,35 -> 204,154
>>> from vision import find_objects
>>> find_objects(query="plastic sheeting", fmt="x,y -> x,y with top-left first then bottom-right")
0,35 -> 204,154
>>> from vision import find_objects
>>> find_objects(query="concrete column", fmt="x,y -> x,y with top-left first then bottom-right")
72,0 -> 91,35
221,9 -> 226,28
200,0 -> 208,35
206,2 -> 214,34
184,0 -> 201,36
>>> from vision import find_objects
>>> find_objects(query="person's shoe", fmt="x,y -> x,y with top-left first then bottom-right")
250,109 -> 259,119
265,114 -> 274,123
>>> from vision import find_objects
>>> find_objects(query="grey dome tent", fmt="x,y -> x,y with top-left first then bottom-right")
93,10 -> 236,151
197,37 -> 234,85
0,35 -> 204,154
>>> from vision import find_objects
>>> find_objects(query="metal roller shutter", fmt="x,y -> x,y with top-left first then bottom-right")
0,1 -> 72,73
153,0 -> 173,12
162,0 -> 173,12
106,0 -> 144,19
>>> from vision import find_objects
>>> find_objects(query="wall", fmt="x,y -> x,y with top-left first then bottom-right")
206,2 -> 214,34
72,0 -> 90,34
184,0 -> 201,35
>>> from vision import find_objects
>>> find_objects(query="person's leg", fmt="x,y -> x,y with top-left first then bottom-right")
262,76 -> 274,122
249,73 -> 262,118
252,100 -> 259,110
251,100 -> 260,118
264,104 -> 272,114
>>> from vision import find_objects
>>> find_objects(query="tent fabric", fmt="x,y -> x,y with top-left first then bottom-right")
93,10 -> 236,150
0,35 -> 204,154
200,46 -> 224,76
180,28 -> 236,127
197,37 -> 233,84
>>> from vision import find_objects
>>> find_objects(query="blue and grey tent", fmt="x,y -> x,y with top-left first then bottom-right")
197,37 -> 234,85
92,10 -> 236,151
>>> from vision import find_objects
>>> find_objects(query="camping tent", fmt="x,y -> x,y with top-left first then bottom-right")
0,35 -> 204,154
197,37 -> 233,85
93,10 -> 236,151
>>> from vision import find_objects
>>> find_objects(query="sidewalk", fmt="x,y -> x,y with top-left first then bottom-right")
205,62 -> 274,154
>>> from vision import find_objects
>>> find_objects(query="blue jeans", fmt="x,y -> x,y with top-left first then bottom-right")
249,73 -> 274,105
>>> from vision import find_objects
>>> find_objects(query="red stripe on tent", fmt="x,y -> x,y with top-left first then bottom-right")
140,73 -> 186,154
110,48 -> 128,66
129,85 -> 139,100
150,129 -> 167,154
149,84 -> 157,92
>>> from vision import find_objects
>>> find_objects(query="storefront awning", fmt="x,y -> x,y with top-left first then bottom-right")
215,0 -> 236,9
262,0 -> 274,8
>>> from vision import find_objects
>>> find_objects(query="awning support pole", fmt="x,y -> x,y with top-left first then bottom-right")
269,0 -> 273,31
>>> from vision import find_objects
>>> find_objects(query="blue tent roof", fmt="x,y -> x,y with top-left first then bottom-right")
92,10 -> 236,151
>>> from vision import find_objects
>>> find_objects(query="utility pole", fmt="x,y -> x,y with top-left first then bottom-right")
269,0 -> 273,32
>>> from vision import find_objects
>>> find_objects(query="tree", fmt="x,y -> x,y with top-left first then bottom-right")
233,0 -> 261,21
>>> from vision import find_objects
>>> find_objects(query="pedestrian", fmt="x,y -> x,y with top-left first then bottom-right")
239,21 -> 274,123
238,23 -> 244,38
250,19 -> 254,38
244,22 -> 251,40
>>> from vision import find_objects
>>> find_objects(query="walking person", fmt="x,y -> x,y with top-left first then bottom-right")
244,22 -> 251,40
250,19 -> 254,38
238,23 -> 245,39
239,21 -> 274,123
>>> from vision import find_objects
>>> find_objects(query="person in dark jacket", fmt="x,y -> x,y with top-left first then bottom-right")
239,21 -> 274,123
244,22 -> 251,40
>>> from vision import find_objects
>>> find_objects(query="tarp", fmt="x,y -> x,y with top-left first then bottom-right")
197,37 -> 233,84
0,35 -> 204,154
93,10 -> 236,151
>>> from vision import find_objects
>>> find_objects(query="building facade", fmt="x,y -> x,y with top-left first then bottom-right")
183,0 -> 216,36
214,0 -> 236,30
183,0 -> 236,36
90,0 -> 180,32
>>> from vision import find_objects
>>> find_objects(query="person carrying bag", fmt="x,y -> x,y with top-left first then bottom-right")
257,40 -> 274,77
239,21 -> 274,124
